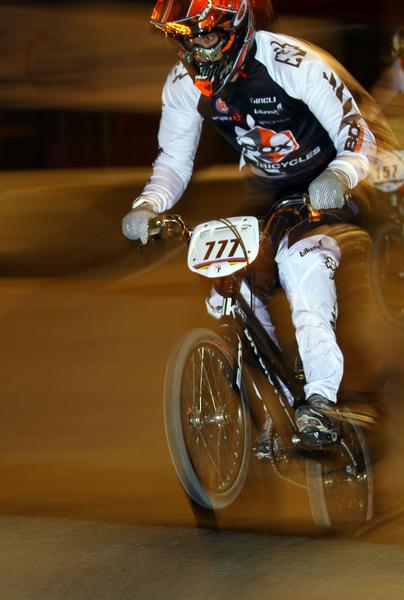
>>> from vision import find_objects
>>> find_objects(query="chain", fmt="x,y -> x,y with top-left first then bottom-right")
265,422 -> 308,490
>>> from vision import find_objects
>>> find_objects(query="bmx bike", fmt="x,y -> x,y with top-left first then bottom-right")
150,196 -> 374,529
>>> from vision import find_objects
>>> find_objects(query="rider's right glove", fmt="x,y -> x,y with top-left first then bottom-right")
308,168 -> 350,210
122,198 -> 158,245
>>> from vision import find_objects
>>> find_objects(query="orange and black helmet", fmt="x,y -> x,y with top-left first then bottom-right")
151,0 -> 256,96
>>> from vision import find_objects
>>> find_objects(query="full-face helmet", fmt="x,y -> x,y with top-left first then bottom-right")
150,0 -> 256,96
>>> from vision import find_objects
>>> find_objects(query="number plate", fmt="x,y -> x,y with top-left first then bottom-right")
187,216 -> 260,278
369,149 -> 404,192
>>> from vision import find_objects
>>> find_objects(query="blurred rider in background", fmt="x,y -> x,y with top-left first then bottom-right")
122,0 -> 377,444
371,28 -> 404,144
369,29 -> 403,195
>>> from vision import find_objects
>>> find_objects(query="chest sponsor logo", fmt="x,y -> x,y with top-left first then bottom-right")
215,97 -> 230,114
250,96 -> 277,104
259,118 -> 289,126
271,41 -> 306,68
232,112 -> 243,122
253,146 -> 321,173
253,102 -> 284,116
235,116 -> 299,164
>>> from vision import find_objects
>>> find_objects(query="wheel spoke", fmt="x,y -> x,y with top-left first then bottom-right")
199,347 -> 219,412
307,418 -> 372,527
178,338 -> 248,497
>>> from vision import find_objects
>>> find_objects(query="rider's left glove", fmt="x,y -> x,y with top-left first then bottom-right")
308,168 -> 350,210
122,198 -> 158,244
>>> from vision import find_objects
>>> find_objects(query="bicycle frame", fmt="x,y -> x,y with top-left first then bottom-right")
215,274 -> 301,441
150,201 -> 310,441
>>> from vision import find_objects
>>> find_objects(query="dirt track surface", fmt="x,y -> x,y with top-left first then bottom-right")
2,517 -> 404,600
0,168 -> 403,597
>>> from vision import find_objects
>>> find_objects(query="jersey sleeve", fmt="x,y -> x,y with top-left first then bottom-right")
261,33 -> 377,188
139,63 -> 203,212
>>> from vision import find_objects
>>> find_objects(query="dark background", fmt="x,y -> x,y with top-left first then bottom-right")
0,0 -> 401,171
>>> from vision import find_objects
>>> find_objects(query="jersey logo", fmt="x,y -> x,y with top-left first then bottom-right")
322,71 -> 365,152
215,98 -> 230,114
172,65 -> 188,84
235,115 -> 299,164
325,256 -> 338,279
323,71 -> 353,116
271,41 -> 306,68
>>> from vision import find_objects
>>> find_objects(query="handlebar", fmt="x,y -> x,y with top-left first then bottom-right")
148,214 -> 191,241
147,192 -> 351,243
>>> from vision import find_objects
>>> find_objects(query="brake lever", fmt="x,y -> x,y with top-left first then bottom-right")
147,215 -> 190,243
148,217 -> 165,239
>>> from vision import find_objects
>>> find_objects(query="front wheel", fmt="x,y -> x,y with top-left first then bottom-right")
306,412 -> 373,529
164,328 -> 251,510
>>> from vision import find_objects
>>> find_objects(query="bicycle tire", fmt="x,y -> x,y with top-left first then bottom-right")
306,412 -> 373,529
164,328 -> 251,510
370,222 -> 404,328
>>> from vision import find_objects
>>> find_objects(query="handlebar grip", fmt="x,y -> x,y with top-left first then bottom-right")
304,191 -> 352,208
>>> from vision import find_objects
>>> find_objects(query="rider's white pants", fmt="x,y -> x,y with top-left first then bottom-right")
206,280 -> 281,349
206,233 -> 343,404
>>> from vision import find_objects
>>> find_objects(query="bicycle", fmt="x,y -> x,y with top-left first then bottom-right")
150,197 -> 374,529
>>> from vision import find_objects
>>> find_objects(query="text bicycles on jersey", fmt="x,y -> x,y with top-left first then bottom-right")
149,197 -> 374,530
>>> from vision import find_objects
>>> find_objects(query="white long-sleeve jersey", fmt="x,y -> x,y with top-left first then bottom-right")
139,31 -> 376,213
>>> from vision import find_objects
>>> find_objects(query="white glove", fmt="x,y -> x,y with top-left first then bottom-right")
122,201 -> 157,244
308,169 -> 350,210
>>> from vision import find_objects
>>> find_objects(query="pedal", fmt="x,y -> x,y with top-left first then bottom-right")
291,430 -> 338,451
